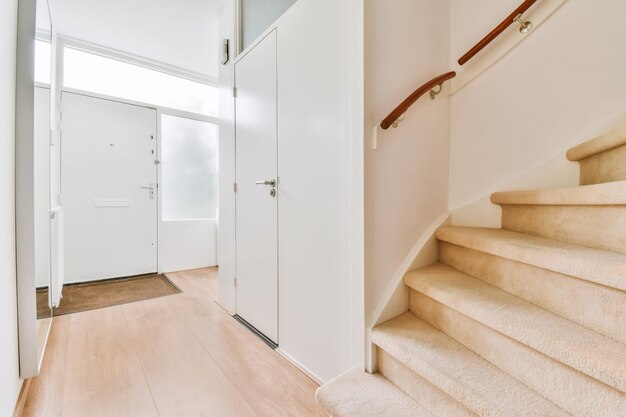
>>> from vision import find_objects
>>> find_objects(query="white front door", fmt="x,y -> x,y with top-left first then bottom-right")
62,92 -> 158,283
235,31 -> 278,343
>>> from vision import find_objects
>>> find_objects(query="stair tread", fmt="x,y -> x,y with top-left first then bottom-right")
405,263 -> 626,393
372,313 -> 570,417
436,226 -> 626,291
491,180 -> 626,205
567,124 -> 626,161
316,369 -> 433,417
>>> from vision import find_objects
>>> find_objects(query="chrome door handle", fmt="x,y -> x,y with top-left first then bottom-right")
140,183 -> 156,199
255,179 -> 276,187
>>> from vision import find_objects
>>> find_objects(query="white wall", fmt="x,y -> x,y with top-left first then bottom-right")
160,220 -> 217,273
51,0 -> 220,79
364,0 -> 450,327
449,0 -> 626,210
276,0 -> 356,383
0,0 -> 23,414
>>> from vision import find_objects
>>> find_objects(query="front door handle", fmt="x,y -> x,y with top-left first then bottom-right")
140,183 -> 155,199
255,179 -> 276,187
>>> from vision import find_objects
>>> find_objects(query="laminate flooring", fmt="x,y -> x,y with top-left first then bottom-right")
21,268 -> 319,417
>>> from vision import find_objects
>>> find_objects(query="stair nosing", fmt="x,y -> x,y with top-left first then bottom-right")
490,180 -> 626,206
435,226 -> 626,291
372,312 -> 571,417
404,263 -> 626,393
316,369 -> 433,417
566,125 -> 626,161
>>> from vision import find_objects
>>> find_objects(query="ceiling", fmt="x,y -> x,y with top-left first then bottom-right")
49,0 -> 224,79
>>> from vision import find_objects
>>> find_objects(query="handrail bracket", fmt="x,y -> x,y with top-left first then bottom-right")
429,84 -> 444,100
513,13 -> 533,34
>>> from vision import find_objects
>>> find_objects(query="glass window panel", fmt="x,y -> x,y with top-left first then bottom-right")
162,115 -> 218,220
63,47 -> 218,116
35,40 -> 51,84
241,0 -> 297,50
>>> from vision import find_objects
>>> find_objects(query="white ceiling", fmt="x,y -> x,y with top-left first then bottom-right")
49,0 -> 224,79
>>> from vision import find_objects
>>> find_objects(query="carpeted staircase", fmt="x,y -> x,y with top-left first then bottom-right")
316,126 -> 626,416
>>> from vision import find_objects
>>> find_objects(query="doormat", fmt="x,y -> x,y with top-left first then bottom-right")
37,274 -> 181,318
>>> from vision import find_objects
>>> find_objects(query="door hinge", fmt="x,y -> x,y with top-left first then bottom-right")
234,277 -> 237,287
233,86 -> 237,98
233,182 -> 237,192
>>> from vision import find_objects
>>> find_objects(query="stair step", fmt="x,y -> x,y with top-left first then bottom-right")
567,124 -> 626,161
315,369 -> 432,417
490,182 -> 626,253
405,263 -> 626,394
377,348 -> 478,417
372,313 -> 570,417
491,181 -> 626,205
566,125 -> 626,185
410,289 -> 626,417
436,226 -> 626,291
439,241 -> 626,345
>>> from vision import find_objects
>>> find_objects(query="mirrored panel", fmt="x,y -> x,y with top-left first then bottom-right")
16,0 -> 54,378
34,0 -> 53,366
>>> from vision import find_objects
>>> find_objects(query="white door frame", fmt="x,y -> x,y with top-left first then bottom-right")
57,88 -> 218,276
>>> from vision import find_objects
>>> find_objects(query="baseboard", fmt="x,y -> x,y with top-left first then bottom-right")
369,211 -> 450,328
275,348 -> 324,386
366,211 -> 450,372
12,379 -> 31,417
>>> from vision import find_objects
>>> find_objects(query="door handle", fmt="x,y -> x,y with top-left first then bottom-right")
255,179 -> 276,187
141,183 -> 155,199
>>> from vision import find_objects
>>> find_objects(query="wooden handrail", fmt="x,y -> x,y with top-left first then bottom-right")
458,0 -> 537,65
380,71 -> 456,130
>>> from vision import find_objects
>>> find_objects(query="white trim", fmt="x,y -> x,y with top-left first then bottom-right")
156,108 -> 163,274
276,348 -> 324,385
348,0 -> 366,371
366,211 -> 450,371
57,35 -> 217,86
60,87 -> 219,124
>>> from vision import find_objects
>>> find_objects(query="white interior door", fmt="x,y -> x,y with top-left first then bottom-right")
62,92 -> 158,283
235,30 -> 278,343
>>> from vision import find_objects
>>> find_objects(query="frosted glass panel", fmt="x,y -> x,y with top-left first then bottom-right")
241,0 -> 297,49
162,115 -> 218,220
64,48 -> 218,116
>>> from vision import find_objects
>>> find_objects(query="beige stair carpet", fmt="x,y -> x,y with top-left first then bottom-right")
439,241 -> 626,345
315,369 -> 431,417
567,124 -> 626,185
372,313 -> 570,417
410,290 -> 626,417
436,226 -> 626,291
316,124 -> 626,417
376,348 -> 479,417
405,263 -> 626,392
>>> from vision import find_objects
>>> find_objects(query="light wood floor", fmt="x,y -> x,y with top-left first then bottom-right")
21,268 -> 320,417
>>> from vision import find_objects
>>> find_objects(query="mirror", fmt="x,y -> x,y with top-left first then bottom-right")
34,0 -> 53,363
15,0 -> 56,378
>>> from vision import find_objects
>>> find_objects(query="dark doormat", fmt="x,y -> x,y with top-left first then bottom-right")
37,274 -> 181,318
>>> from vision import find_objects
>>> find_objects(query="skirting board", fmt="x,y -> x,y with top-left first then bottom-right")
276,348 -> 325,386
366,211 -> 451,371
